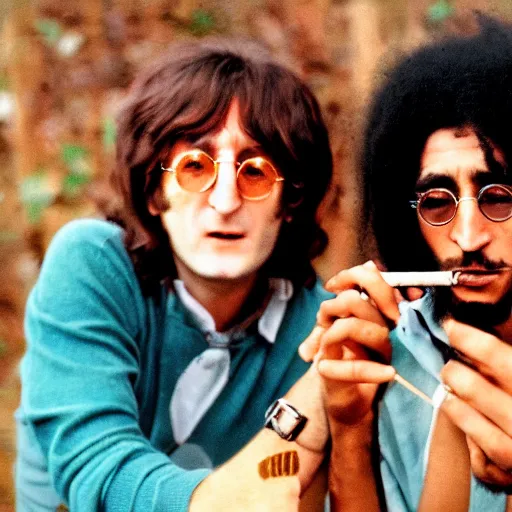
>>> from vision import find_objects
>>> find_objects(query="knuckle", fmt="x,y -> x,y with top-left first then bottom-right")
317,300 -> 335,324
484,444 -> 501,466
476,337 -> 497,365
344,318 -> 363,340
321,318 -> 348,347
345,288 -> 363,304
318,295 -> 348,323
500,443 -> 512,467
317,300 -> 330,316
483,433 -> 512,466
332,317 -> 348,332
348,318 -> 387,344
358,322 -> 377,342
470,462 -> 489,482
487,347 -> 512,380
447,367 -> 478,400
468,447 -> 491,481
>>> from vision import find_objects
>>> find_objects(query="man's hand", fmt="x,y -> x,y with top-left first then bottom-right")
299,261 -> 398,426
440,318 -> 512,490
298,261 -> 404,511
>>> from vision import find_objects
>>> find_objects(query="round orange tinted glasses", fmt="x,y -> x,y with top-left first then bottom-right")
161,149 -> 284,201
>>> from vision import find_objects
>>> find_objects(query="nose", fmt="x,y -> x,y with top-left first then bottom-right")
207,162 -> 242,214
449,197 -> 492,252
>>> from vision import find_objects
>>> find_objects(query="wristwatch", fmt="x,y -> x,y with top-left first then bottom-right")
264,398 -> 308,441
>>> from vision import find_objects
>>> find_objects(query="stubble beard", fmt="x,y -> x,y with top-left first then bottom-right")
431,253 -> 512,333
432,284 -> 512,332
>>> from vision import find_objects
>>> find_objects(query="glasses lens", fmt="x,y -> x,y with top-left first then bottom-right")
479,184 -> 512,222
174,151 -> 216,193
237,157 -> 280,200
419,189 -> 457,225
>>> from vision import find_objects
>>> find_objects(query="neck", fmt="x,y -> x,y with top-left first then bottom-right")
176,266 -> 265,332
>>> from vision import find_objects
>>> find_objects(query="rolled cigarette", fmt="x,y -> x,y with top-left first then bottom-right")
380,271 -> 460,287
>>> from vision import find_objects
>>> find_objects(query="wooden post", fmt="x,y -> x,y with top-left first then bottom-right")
5,1 -> 45,180
82,0 -> 104,179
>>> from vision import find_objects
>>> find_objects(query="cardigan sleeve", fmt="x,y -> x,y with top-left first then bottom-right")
21,219 -> 209,511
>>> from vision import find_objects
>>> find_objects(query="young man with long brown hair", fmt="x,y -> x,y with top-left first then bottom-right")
16,38 -> 335,511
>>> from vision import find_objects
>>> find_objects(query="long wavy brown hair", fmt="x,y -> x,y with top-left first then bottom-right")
108,37 -> 333,296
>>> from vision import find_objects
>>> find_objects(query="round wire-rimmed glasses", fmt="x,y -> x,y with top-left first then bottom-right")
410,183 -> 512,226
161,149 -> 284,201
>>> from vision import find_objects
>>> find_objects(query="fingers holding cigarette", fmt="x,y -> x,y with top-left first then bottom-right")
326,264 -> 460,293
298,325 -> 325,362
319,317 -> 392,361
317,358 -> 396,383
316,289 -> 389,329
325,262 -> 401,324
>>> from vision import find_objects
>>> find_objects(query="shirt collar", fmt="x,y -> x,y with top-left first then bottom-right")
393,292 -> 448,381
408,292 -> 449,345
173,278 -> 293,344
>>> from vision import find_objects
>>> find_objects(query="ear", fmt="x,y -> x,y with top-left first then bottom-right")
147,187 -> 165,216
148,200 -> 159,216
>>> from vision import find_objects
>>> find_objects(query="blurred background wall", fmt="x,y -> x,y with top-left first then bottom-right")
1,0 -> 511,508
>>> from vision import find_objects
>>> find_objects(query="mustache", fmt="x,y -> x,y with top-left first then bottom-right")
439,252 -> 510,272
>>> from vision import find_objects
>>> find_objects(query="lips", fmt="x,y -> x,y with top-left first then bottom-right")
207,231 -> 245,240
455,268 -> 505,287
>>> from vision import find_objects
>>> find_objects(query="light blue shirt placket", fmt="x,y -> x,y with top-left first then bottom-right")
380,294 -> 507,511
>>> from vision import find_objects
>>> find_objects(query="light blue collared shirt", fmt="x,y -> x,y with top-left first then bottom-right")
379,293 -> 507,511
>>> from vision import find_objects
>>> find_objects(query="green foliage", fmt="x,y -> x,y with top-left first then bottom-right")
61,144 -> 89,173
0,231 -> 20,243
0,72 -> 9,91
427,0 -> 455,25
61,172 -> 91,198
102,116 -> 117,153
19,144 -> 93,223
34,18 -> 63,47
189,9 -> 216,36
60,143 -> 92,199
20,170 -> 56,225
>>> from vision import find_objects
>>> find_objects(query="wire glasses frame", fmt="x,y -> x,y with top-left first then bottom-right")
410,183 -> 512,226
161,149 -> 284,201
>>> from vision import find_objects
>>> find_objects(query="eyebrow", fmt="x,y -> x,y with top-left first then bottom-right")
415,168 -> 502,193
415,173 -> 456,193
186,135 -> 268,161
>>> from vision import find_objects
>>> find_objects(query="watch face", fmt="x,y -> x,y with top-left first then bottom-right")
274,407 -> 300,436
265,399 -> 307,441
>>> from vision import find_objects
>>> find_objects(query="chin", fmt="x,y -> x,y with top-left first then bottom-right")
192,255 -> 265,282
201,269 -> 252,281
432,286 -> 512,330
451,290 -> 499,307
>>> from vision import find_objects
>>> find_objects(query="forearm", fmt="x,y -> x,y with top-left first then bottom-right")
283,364 -> 329,486
328,417 -> 381,512
18,404 -> 210,511
190,366 -> 328,510
258,363 -> 329,488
